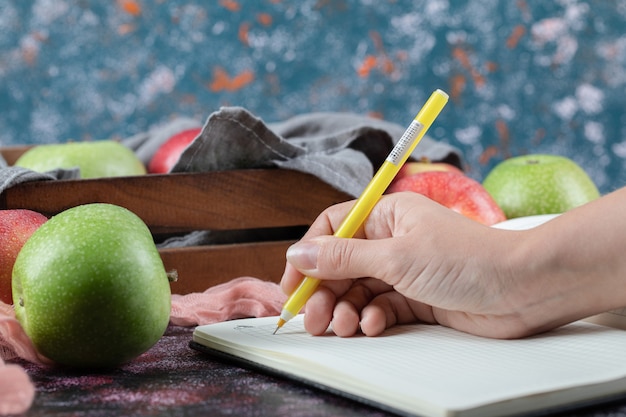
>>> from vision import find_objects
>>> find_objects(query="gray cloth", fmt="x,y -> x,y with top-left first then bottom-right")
0,165 -> 79,194
130,107 -> 462,197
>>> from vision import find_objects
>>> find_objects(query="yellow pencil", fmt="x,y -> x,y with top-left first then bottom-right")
274,89 -> 449,334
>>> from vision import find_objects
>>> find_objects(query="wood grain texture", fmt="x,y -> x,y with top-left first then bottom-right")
0,170 -> 351,234
162,241 -> 293,294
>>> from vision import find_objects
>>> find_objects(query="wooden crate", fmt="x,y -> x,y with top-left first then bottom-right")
0,146 -> 351,294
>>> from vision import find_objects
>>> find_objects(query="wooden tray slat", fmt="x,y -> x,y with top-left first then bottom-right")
161,240 -> 292,294
0,170 -> 351,234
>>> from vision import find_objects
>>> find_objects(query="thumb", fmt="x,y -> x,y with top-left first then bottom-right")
286,236 -> 392,281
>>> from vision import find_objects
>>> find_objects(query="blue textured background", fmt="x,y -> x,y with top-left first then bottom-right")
1,1 -> 625,193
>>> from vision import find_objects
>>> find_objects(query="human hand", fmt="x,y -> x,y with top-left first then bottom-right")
281,191 -> 614,339
281,192 -> 528,337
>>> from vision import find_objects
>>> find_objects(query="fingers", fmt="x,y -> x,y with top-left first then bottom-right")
286,235 -> 403,285
280,262 -> 304,296
281,195 -> 410,295
280,199 -> 362,297
303,278 -> 387,337
324,282 -> 437,337
303,286 -> 337,336
304,278 -> 436,338
330,279 -> 380,337
302,200 -> 362,240
360,292 -> 437,336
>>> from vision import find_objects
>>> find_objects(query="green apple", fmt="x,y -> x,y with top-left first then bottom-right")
482,154 -> 600,219
14,140 -> 146,178
12,203 -> 171,369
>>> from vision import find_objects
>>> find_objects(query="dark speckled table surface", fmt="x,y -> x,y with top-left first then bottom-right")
8,324 -> 626,417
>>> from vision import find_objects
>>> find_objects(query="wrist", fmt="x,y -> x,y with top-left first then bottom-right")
503,220 -> 618,335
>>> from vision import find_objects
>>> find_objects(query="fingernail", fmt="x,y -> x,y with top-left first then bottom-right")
286,241 -> 320,271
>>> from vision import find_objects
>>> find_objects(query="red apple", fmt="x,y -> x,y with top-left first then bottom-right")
148,127 -> 202,174
387,171 -> 506,225
0,209 -> 47,304
392,159 -> 463,186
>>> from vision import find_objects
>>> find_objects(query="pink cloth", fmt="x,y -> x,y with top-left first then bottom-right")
0,302 -> 38,415
0,276 -> 286,415
0,303 -> 48,364
170,276 -> 286,326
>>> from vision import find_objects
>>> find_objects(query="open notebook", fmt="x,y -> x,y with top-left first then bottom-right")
191,214 -> 626,416
191,316 -> 626,417
191,313 -> 626,417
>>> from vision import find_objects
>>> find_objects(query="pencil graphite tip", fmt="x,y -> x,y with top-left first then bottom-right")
273,318 -> 286,334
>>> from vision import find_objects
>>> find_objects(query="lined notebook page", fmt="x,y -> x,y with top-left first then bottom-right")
193,315 -> 626,416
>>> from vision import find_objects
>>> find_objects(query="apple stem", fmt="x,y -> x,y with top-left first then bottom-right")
166,270 -> 178,283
